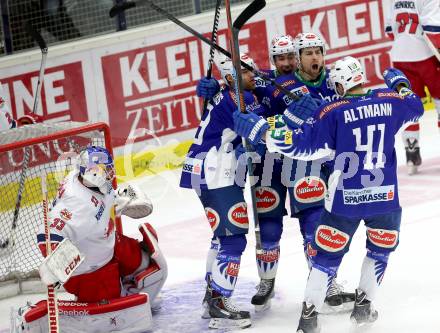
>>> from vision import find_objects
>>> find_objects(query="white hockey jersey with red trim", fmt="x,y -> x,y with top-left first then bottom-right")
385,0 -> 440,61
37,170 -> 116,276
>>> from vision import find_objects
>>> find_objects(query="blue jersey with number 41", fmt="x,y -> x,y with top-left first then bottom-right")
266,88 -> 424,217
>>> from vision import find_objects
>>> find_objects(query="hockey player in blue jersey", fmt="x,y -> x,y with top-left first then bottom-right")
232,56 -> 424,333
196,32 -> 354,312
261,32 -> 354,310
196,34 -> 297,313
180,53 -> 268,330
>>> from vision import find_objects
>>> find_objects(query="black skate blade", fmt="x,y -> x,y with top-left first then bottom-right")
209,317 -> 251,330
254,299 -> 272,313
320,301 -> 354,315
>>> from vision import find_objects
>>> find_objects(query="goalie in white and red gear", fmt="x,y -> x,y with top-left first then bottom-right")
14,146 -> 167,333
385,0 -> 440,174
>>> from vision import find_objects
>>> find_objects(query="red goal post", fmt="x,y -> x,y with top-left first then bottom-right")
0,121 -> 122,298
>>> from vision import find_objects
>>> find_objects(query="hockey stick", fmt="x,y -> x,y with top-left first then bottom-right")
41,173 -> 60,333
0,22 -> 48,251
108,0 -> 299,101
225,0 -> 265,253
201,0 -> 222,116
423,33 -> 440,63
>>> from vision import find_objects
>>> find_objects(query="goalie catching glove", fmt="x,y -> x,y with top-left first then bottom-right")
115,183 -> 153,218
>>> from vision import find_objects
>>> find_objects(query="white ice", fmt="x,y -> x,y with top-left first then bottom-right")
1,110 -> 439,332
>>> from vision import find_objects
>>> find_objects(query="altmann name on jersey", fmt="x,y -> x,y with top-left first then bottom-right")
182,157 -> 202,175
344,103 -> 392,123
343,185 -> 395,205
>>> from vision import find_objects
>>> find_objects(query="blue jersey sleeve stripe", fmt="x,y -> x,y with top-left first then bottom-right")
37,233 -> 64,243
422,25 -> 440,32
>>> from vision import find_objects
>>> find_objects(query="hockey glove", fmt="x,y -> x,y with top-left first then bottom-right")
196,77 -> 220,99
282,94 -> 318,129
383,68 -> 411,91
233,110 -> 270,145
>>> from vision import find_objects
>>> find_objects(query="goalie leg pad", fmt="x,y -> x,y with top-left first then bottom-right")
14,294 -> 152,333
114,232 -> 143,276
123,223 -> 167,302
63,261 -> 121,302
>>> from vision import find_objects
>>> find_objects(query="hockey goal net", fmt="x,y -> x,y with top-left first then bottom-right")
0,122 -> 121,299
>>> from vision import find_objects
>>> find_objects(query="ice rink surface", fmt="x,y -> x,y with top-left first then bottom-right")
1,110 -> 439,332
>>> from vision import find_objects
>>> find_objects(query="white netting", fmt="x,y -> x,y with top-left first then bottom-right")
0,121 -> 111,298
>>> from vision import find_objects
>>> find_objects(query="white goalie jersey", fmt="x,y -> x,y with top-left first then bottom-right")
37,170 -> 116,276
385,0 -> 440,62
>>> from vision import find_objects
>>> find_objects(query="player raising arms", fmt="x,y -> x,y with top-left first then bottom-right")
14,146 -> 167,332
180,53 -> 267,330
385,0 -> 440,174
232,57 -> 424,333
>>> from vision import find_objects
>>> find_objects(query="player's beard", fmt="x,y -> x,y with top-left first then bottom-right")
278,64 -> 295,75
301,62 -> 324,81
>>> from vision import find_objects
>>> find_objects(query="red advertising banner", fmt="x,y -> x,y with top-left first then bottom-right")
0,0 -> 394,151
101,22 -> 268,147
1,62 -> 88,123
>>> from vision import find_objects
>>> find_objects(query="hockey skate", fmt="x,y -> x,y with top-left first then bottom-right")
405,138 -> 422,175
296,302 -> 320,333
321,278 -> 355,314
208,291 -> 251,330
251,278 -> 275,312
201,282 -> 212,319
350,289 -> 378,327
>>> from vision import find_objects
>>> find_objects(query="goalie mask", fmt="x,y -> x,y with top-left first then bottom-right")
218,53 -> 256,85
269,34 -> 295,64
329,56 -> 366,97
78,146 -> 115,194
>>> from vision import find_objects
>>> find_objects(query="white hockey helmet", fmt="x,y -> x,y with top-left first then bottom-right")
269,34 -> 295,64
218,53 -> 256,85
78,146 -> 115,194
329,56 -> 366,97
294,32 -> 326,63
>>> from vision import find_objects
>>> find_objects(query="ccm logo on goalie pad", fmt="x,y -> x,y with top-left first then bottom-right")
65,255 -> 82,275
228,203 -> 249,229
315,225 -> 349,252
205,207 -> 220,232
294,176 -> 326,203
367,228 -> 398,248
256,187 -> 279,213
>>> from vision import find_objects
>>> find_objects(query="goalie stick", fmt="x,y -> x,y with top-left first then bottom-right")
0,22 -> 48,252
41,173 -> 60,333
108,0 -> 299,102
225,0 -> 265,253
201,0 -> 222,116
